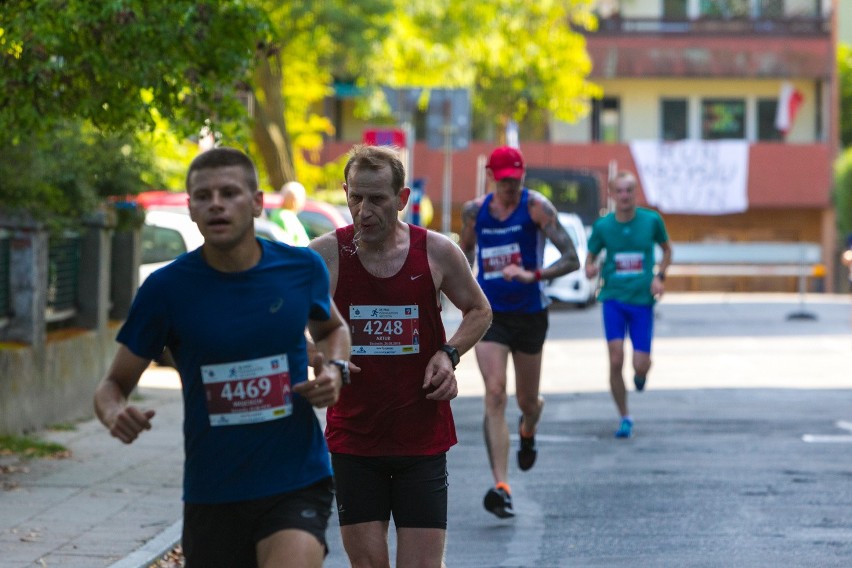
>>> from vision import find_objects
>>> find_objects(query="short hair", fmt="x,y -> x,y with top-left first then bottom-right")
279,181 -> 307,211
185,147 -> 259,193
343,144 -> 406,195
609,170 -> 637,191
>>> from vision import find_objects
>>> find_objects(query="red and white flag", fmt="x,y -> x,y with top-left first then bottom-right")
775,81 -> 804,138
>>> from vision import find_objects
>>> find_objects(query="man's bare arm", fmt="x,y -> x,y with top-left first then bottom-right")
529,192 -> 580,279
458,199 -> 482,266
424,232 -> 492,400
94,346 -> 155,444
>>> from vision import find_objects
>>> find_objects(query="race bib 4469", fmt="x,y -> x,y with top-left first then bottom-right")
201,354 -> 292,426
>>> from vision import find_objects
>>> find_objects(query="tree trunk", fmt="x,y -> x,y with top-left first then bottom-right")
251,52 -> 296,192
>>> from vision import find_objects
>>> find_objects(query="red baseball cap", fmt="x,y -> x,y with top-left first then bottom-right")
486,146 -> 525,180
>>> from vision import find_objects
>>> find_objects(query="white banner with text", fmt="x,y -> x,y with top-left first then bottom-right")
629,140 -> 749,215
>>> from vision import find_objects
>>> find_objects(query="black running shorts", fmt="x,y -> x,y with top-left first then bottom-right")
331,453 -> 448,529
182,477 -> 334,568
481,310 -> 549,354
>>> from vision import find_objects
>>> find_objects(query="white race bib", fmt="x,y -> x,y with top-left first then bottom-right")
350,305 -> 420,355
201,354 -> 292,426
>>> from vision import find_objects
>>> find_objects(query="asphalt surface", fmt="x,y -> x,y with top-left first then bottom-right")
2,292 -> 851,567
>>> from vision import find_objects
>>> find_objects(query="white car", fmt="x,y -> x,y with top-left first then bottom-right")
542,212 -> 600,308
140,209 -> 290,285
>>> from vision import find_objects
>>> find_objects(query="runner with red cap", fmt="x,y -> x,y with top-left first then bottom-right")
460,145 -> 580,519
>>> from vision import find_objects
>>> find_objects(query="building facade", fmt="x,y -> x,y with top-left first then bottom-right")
317,0 -> 840,292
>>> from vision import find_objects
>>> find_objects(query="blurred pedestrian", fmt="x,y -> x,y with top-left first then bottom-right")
459,145 -> 580,519
269,180 -> 311,246
94,147 -> 352,568
585,170 -> 673,439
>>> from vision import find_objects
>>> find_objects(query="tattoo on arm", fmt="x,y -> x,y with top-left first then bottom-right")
535,197 -> 580,277
459,201 -> 480,266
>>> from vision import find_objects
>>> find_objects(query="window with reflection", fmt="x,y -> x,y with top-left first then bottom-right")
701,99 -> 745,139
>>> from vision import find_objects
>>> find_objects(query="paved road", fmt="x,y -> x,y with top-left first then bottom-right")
4,292 -> 851,567
323,292 -> 852,567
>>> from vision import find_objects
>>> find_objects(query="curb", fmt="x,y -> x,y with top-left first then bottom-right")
107,519 -> 182,568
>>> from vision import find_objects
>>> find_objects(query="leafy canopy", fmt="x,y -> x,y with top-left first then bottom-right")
362,0 -> 601,129
0,0 -> 269,142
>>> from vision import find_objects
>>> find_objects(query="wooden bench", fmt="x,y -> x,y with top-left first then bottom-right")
661,242 -> 825,291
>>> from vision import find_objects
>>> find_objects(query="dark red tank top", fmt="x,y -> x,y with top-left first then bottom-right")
326,224 -> 457,455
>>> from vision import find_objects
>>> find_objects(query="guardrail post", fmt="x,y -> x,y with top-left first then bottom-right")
787,243 -> 817,321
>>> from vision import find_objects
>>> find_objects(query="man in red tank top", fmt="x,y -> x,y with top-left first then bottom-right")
309,144 -> 492,568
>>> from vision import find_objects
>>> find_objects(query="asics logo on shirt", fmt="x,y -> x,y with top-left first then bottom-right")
269,298 -> 284,313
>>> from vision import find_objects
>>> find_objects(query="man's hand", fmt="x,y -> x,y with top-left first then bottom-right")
106,406 -> 156,445
651,275 -> 665,298
585,262 -> 599,279
294,353 -> 360,408
423,352 -> 459,401
502,264 -> 537,283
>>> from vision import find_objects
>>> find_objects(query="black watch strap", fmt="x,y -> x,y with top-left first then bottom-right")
439,344 -> 460,370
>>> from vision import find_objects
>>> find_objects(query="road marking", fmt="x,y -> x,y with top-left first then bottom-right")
509,434 -> 598,443
802,420 -> 852,443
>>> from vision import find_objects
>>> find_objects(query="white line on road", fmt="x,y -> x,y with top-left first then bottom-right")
802,420 -> 852,443
509,434 -> 599,443
802,435 -> 852,443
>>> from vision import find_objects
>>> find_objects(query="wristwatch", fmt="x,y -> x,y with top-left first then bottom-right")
439,344 -> 460,370
329,359 -> 351,385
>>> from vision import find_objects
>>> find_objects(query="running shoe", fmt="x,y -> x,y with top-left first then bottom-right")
517,416 -> 537,471
634,374 -> 647,392
483,486 -> 515,518
615,417 -> 633,439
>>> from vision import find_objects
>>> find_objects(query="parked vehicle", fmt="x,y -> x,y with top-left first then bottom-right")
133,190 -> 351,240
262,193 -> 351,239
140,209 -> 289,285
542,212 -> 600,308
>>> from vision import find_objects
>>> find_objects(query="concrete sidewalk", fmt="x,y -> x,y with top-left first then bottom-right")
0,366 -> 184,568
1,292 -> 850,567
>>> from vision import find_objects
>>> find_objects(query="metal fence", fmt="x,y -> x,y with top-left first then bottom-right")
46,232 -> 81,324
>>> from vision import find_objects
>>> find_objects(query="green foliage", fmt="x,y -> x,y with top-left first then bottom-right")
246,0 -> 395,191
834,147 -> 852,240
248,0 -> 599,188
361,0 -> 601,132
0,1 -> 268,221
0,122 -> 164,230
0,434 -> 68,458
0,1 -> 269,142
839,43 -> 852,148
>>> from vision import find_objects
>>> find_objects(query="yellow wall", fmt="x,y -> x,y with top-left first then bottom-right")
611,0 -> 822,18
551,78 -> 818,143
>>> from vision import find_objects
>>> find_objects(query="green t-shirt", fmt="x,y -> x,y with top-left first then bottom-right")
587,207 -> 669,305
268,208 -> 311,247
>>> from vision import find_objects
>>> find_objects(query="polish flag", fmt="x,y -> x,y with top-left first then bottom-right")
775,81 -> 804,138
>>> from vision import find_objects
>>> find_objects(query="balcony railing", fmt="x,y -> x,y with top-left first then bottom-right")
594,16 -> 829,36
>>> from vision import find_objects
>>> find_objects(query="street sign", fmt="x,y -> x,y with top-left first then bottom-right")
363,128 -> 406,147
426,88 -> 471,150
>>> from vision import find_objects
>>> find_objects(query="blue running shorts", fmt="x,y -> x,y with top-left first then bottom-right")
602,300 -> 654,353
